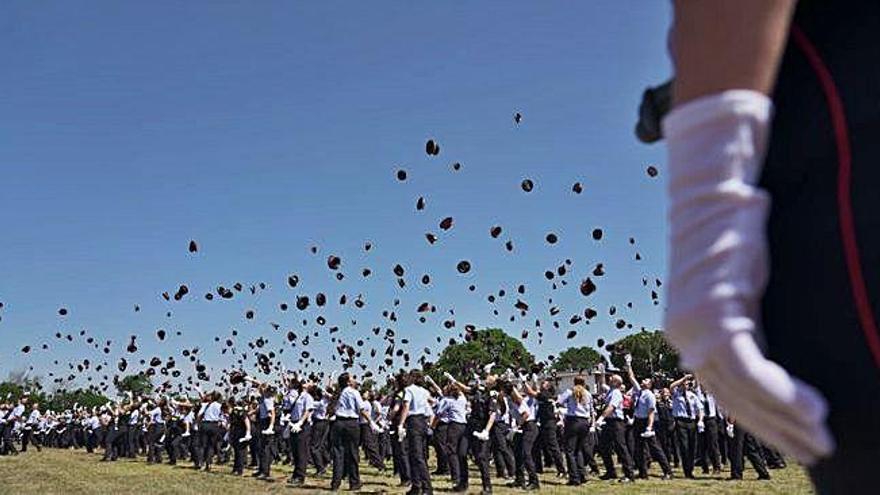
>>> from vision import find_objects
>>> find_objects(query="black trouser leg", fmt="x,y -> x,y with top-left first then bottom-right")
331,419 -> 361,489
391,427 -> 410,484
360,423 -> 384,470
491,424 -> 515,478
310,420 -> 329,472
563,417 -> 588,484
540,423 -> 566,475
634,417 -> 671,477
444,422 -> 465,485
701,418 -> 721,472
432,422 -> 448,475
674,419 -> 696,477
290,423 -> 311,481
514,421 -> 539,487
405,416 -> 432,492
743,433 -> 770,478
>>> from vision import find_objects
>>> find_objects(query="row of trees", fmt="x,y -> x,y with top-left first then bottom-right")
430,328 -> 680,382
0,371 -> 154,411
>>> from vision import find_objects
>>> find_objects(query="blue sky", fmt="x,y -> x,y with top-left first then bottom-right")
0,2 -> 671,391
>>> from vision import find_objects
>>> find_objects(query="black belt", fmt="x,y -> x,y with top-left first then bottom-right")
675,417 -> 695,422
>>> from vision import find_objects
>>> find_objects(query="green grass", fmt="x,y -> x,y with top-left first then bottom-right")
0,449 -> 814,495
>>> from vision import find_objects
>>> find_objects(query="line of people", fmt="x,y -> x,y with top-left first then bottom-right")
0,360 -> 788,493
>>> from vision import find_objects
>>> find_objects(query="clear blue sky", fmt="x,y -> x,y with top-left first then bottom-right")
0,1 -> 672,391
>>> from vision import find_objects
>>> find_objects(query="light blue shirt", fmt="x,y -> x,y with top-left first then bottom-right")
336,387 -> 366,419
557,389 -> 591,418
202,401 -> 222,422
258,397 -> 275,419
313,398 -> 329,420
672,388 -> 700,419
291,391 -> 315,423
282,389 -> 299,412
633,389 -> 656,419
129,409 -> 140,425
697,389 -> 718,418
149,406 -> 165,425
519,396 -> 538,423
359,399 -> 373,425
605,389 -> 625,420
441,395 -> 468,424
404,385 -> 432,417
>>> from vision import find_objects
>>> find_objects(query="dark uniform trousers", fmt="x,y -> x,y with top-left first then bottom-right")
563,416 -> 591,484
674,417 -> 697,477
700,417 -> 721,472
310,419 -> 330,472
599,418 -> 634,479
444,422 -> 466,484
514,421 -> 540,487
289,422 -> 312,481
405,415 -> 432,493
432,421 -> 449,474
200,421 -> 222,469
490,422 -> 516,479
729,425 -> 770,479
538,421 -> 566,475
331,418 -> 361,489
390,425 -> 411,484
633,417 -> 671,477
458,426 -> 492,491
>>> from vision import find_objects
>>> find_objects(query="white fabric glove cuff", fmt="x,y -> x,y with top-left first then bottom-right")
662,90 -> 773,370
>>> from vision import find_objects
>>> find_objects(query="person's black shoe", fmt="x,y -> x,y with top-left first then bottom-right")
480,490 -> 493,495
598,473 -> 617,481
287,478 -> 304,487
565,480 -> 582,486
757,473 -> 772,481
505,480 -> 524,489
398,481 -> 412,488
347,483 -> 362,491
618,477 -> 634,484
729,475 -> 743,481
661,473 -> 673,480
523,483 -> 540,491
451,484 -> 468,493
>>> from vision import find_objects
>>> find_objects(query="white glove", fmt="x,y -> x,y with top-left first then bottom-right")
483,362 -> 495,374
624,354 -> 632,366
663,91 -> 832,465
443,371 -> 455,382
397,425 -> 406,441
627,417 -> 635,426
181,431 -> 191,438
640,428 -> 655,438
370,421 -> 382,434
291,422 -> 302,434
262,427 -> 274,435
594,417 -> 605,430
240,433 -> 252,443
726,423 -> 735,438
473,429 -> 490,441
697,420 -> 705,433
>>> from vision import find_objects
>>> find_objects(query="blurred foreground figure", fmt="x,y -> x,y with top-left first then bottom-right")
663,1 -> 880,493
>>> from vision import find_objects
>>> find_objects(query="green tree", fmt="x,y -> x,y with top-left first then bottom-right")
550,346 -> 603,373
46,388 -> 110,411
115,373 -> 154,396
608,330 -> 680,381
433,328 -> 535,381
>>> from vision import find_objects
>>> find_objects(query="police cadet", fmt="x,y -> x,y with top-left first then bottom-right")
558,375 -> 593,486
669,373 -> 702,479
430,374 -> 467,489
146,398 -> 166,463
358,388 -> 385,472
388,373 -> 412,488
449,372 -> 496,495
287,378 -> 316,487
596,373 -> 635,483
535,380 -> 567,479
331,372 -> 371,492
251,379 -> 277,480
197,390 -> 223,472
695,382 -> 722,474
398,369 -> 434,495
309,386 -> 331,475
23,399 -> 42,452
726,413 -> 771,481
625,356 -> 673,480
227,398 -> 251,476
509,373 -> 540,491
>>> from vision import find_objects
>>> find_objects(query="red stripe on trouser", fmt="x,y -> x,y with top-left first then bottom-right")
791,25 -> 880,368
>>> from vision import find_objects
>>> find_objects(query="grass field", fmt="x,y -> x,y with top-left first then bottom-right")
0,449 -> 814,495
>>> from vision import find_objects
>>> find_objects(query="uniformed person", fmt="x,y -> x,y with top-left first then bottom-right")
625,359 -> 673,480
669,374 -> 702,479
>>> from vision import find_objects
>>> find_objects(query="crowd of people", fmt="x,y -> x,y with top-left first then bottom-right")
0,359 -> 786,494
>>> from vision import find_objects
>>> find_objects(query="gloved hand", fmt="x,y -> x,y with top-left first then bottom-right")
473,429 -> 490,441
370,421 -> 382,434
640,428 -> 655,438
483,362 -> 495,374
726,423 -> 735,439
291,422 -> 303,434
262,427 -> 274,435
397,425 -> 406,441
663,90 -> 833,465
627,417 -> 635,426
595,417 -> 606,430
697,420 -> 705,434
624,354 -> 632,367
181,431 -> 191,438
443,371 -> 455,382
239,433 -> 252,443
